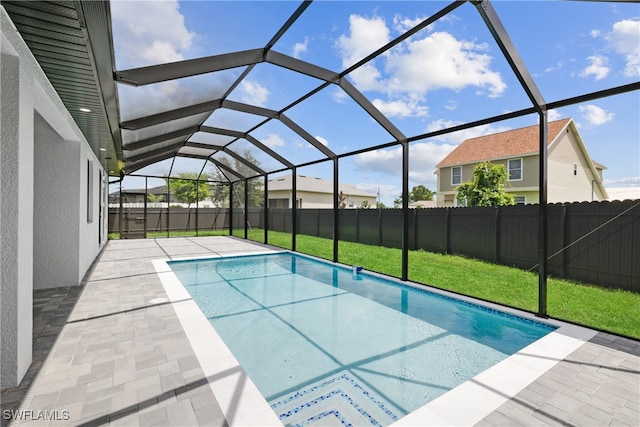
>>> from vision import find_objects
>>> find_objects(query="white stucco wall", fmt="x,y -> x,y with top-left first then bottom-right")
33,113 -> 81,289
1,30 -> 33,388
1,7 -> 107,387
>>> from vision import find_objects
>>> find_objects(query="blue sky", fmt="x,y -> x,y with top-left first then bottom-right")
111,0 -> 639,205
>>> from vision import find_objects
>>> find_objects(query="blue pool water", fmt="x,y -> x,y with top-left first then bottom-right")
169,252 -> 554,426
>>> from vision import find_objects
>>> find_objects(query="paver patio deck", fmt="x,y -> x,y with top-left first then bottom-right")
2,236 -> 638,426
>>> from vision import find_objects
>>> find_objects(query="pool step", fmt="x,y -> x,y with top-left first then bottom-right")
270,371 -> 399,427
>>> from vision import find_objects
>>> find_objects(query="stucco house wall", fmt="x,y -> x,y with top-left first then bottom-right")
1,7 -> 107,387
267,174 -> 376,209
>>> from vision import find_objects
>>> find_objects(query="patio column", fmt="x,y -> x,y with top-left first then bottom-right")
291,169 -> 297,252
0,47 -> 33,387
401,141 -> 409,281
333,158 -> 339,263
263,174 -> 269,244
538,112 -> 549,316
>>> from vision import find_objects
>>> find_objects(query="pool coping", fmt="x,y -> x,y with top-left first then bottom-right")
153,251 -> 597,427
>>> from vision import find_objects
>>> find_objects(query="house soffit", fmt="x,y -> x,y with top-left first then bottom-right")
2,0 -> 122,176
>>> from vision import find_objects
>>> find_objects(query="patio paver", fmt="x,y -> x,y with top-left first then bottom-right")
3,236 -> 638,426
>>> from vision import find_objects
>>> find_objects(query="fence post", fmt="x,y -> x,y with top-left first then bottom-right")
413,208 -> 418,251
494,207 -> 500,262
355,208 -> 360,243
264,176 -> 269,244
560,204 -> 567,278
446,208 -> 451,254
377,208 -> 382,246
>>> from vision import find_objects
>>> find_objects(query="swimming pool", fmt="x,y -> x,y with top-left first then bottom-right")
167,252 -> 555,426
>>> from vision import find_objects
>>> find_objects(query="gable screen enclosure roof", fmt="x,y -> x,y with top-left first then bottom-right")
4,0 -> 639,318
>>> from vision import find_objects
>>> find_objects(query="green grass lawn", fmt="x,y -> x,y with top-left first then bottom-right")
109,228 -> 640,339
254,229 -> 640,339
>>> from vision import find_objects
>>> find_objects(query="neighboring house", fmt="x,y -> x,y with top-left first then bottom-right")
606,186 -> 640,201
409,200 -> 438,209
435,118 -> 608,206
268,174 -> 377,208
109,185 -> 168,204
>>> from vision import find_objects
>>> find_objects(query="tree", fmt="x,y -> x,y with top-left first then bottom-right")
456,162 -> 515,207
210,150 -> 264,207
393,185 -> 435,208
411,184 -> 435,202
166,172 -> 210,207
147,193 -> 164,203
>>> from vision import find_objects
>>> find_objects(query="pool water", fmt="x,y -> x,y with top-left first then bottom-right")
169,252 -> 554,426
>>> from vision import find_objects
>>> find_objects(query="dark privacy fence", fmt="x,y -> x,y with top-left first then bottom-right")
109,200 -> 639,292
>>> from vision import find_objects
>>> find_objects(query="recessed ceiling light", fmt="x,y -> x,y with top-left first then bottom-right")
79,107 -> 91,113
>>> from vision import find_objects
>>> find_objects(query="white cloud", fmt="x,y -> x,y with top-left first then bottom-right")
606,19 -> 640,77
355,183 -> 397,202
332,88 -> 348,103
315,136 -> 329,147
337,14 -> 390,68
292,37 -> 309,59
336,15 -> 507,120
547,109 -> 563,122
262,133 -> 285,148
385,31 -> 507,98
111,0 -> 195,68
239,81 -> 269,107
354,146 -> 402,177
352,141 -> 456,187
424,119 -> 511,145
347,64 -> 385,92
604,176 -> 640,186
372,98 -> 428,118
392,14 -> 429,33
578,104 -> 614,125
544,60 -> 565,74
580,55 -> 610,81
409,142 -> 457,183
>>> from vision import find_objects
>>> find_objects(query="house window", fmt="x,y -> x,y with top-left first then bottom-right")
514,195 -> 526,205
508,158 -> 522,181
268,198 -> 289,208
451,166 -> 462,185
